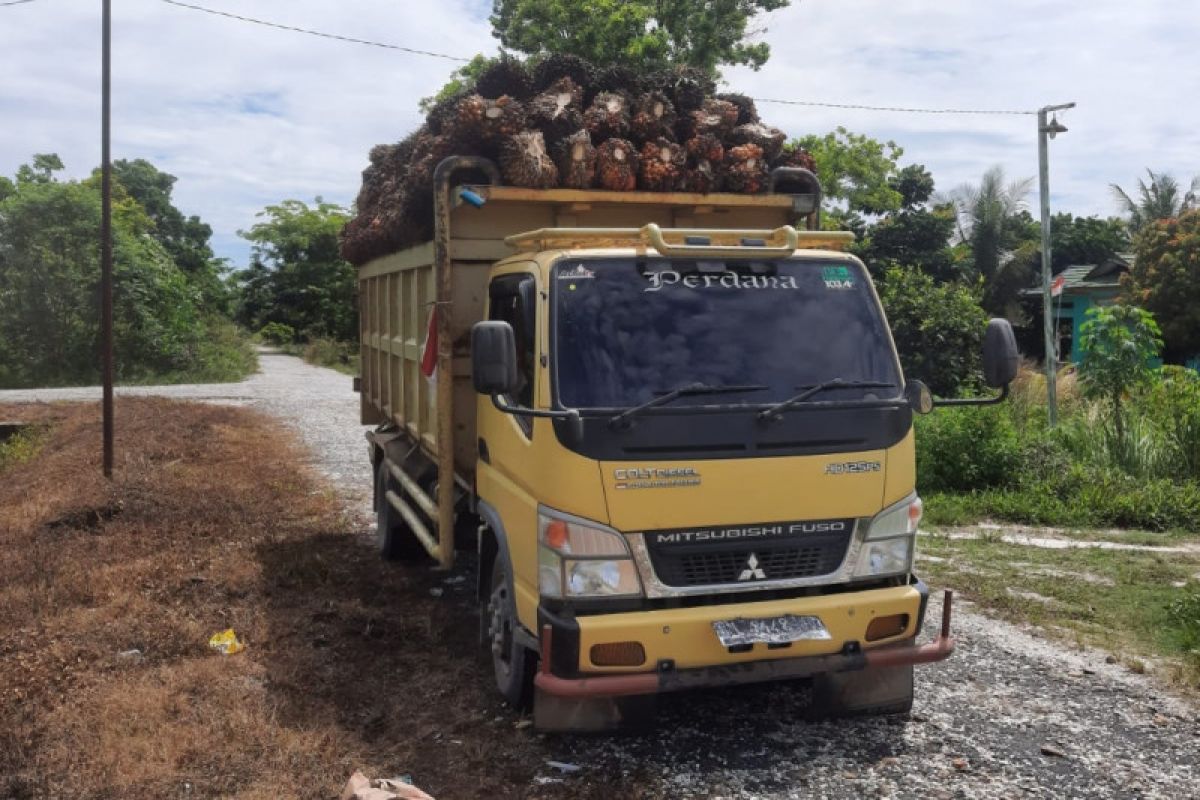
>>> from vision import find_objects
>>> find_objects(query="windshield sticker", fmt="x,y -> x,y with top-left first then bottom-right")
643,270 -> 799,292
822,266 -> 855,290
558,264 -> 595,280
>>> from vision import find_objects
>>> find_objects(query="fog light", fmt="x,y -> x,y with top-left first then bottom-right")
865,613 -> 910,642
590,641 -> 646,667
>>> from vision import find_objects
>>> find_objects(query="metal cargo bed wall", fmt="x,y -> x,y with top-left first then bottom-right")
357,186 -> 803,480
358,243 -> 494,480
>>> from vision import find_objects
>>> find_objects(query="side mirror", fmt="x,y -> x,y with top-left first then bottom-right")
471,321 -> 519,396
904,380 -> 934,414
982,318 -> 1020,388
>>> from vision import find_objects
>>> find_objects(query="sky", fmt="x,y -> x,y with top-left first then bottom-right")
2,0 -> 1199,267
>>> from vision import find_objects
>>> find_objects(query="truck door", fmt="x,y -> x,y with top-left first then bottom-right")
477,272 -> 541,625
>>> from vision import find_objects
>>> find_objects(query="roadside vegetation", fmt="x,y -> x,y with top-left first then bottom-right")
0,399 -> 641,799
0,156 -> 257,388
918,535 -> 1200,688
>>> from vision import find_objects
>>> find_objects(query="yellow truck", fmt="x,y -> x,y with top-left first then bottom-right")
358,157 -> 1019,730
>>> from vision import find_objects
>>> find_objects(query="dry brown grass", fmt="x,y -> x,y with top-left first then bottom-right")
0,399 -> 641,799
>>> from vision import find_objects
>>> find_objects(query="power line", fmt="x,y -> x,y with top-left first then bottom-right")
0,0 -> 43,8
754,97 -> 1035,116
157,0 -> 1035,116
157,0 -> 470,62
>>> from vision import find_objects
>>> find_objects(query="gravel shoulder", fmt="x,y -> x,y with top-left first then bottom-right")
5,354 -> 1197,799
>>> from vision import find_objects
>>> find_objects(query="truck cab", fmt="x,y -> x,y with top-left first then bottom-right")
359,162 -> 1018,731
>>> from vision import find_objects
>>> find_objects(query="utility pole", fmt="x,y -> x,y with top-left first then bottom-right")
101,0 -> 114,477
1037,101 -> 1074,427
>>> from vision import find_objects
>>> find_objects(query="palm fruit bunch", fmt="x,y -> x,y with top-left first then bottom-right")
715,92 -> 759,125
771,145 -> 818,173
553,129 -> 597,189
454,94 -> 527,144
583,92 -> 632,141
595,138 -> 639,191
660,65 -> 716,113
532,52 -> 594,94
724,143 -> 769,194
342,51 -> 829,265
499,130 -> 559,189
630,91 -> 676,141
595,64 -> 645,101
638,138 -> 685,191
683,99 -> 739,140
527,77 -> 584,142
727,123 -> 786,162
680,133 -> 724,194
474,53 -> 533,101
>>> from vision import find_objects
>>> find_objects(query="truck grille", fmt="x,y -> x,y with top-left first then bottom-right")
644,520 -> 854,588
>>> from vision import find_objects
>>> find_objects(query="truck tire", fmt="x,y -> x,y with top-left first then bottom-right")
487,557 -> 535,708
375,462 -> 426,561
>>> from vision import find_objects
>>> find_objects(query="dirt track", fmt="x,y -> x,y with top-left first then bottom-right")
4,354 -> 1197,799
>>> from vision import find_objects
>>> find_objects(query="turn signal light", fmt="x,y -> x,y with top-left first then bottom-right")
544,519 -> 569,550
590,641 -> 646,667
865,613 -> 909,642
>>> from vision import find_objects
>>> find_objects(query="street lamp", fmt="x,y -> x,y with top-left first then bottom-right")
1038,101 -> 1075,427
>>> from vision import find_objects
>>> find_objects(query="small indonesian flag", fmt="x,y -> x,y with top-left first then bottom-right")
1050,274 -> 1066,298
420,306 -> 437,397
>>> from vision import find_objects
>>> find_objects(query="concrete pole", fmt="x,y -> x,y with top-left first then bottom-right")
101,0 -> 114,477
1037,102 -> 1075,428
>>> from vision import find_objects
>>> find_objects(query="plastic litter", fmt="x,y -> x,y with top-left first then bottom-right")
340,771 -> 435,800
546,760 -> 582,774
207,629 -> 245,655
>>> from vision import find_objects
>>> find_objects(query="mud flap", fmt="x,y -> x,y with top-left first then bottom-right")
808,664 -> 914,719
533,688 -> 657,733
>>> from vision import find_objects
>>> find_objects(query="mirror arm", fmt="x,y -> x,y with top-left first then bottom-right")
932,384 -> 1010,408
491,393 -> 580,420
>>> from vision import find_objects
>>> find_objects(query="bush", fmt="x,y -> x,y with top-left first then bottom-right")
915,406 -> 1025,493
877,266 -> 989,397
258,322 -> 296,346
1143,366 -> 1200,479
1169,583 -> 1200,654
302,338 -> 359,376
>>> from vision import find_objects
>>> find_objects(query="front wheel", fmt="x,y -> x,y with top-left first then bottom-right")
487,556 -> 535,708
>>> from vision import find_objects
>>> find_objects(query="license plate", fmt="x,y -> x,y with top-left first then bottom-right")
712,615 -> 831,647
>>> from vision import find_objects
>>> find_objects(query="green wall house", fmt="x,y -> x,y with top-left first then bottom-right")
1023,255 -> 1131,364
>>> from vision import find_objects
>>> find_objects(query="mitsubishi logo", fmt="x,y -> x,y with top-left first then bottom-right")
738,553 -> 767,581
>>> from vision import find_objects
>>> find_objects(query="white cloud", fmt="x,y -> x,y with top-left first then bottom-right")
2,0 -> 1198,264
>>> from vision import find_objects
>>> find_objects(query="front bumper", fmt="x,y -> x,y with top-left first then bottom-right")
534,586 -> 954,699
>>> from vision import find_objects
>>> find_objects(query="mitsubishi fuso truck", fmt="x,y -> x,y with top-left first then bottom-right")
357,157 -> 1019,731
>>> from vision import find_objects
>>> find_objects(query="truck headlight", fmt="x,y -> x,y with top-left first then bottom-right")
537,508 -> 642,599
854,493 -> 921,577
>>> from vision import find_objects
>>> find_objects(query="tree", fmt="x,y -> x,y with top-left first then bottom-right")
1124,209 -> 1200,360
1048,213 -> 1128,270
109,159 -> 231,314
1076,305 -> 1162,440
792,128 -> 904,220
854,164 -> 962,283
877,266 -> 988,396
0,155 -> 235,387
236,199 -> 356,342
949,166 -> 1036,315
489,0 -> 789,75
1111,169 -> 1199,234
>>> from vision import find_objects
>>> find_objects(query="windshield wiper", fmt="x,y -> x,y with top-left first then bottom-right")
609,382 -> 768,429
757,379 -> 896,422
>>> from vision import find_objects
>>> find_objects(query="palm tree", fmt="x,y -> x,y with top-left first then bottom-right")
950,165 -> 1034,283
1110,169 -> 1200,233
948,166 -> 1035,314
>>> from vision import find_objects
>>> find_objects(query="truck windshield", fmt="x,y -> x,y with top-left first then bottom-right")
552,257 -> 901,410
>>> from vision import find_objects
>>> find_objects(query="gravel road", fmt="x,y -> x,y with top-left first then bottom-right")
4,353 -> 1197,799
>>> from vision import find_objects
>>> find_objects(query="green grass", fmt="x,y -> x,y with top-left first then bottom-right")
295,339 -> 359,376
918,533 -> 1200,687
0,426 -> 46,471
